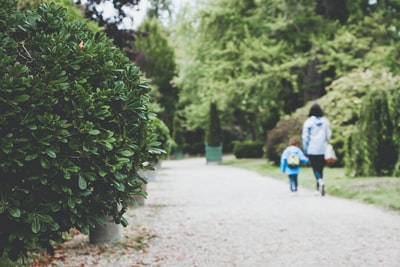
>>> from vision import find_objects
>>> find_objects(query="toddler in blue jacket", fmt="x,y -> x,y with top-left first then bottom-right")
280,137 -> 309,193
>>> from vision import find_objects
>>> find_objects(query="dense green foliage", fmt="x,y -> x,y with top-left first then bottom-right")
392,89 -> 400,176
233,141 -> 264,159
206,102 -> 222,147
17,0 -> 101,32
347,90 -> 399,177
0,1 -> 157,260
171,0 -> 400,160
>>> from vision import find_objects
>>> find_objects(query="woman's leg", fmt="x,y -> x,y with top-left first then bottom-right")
308,155 -> 325,189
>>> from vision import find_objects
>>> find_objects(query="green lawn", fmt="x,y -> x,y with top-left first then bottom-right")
224,158 -> 400,213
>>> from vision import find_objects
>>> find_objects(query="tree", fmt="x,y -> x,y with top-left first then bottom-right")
173,0 -> 314,142
348,90 -> 396,176
391,89 -> 400,176
146,0 -> 173,20
171,115 -> 184,156
135,19 -> 178,130
0,1 -> 157,260
75,0 -> 143,62
76,0 -> 141,26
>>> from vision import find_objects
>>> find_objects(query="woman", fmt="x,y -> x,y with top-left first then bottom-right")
302,103 -> 331,196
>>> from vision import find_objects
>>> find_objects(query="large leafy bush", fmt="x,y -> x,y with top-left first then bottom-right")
391,89 -> 400,176
266,116 -> 305,165
347,89 -> 399,176
0,1 -> 157,260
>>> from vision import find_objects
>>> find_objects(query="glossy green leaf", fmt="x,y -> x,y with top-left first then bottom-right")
46,149 -> 56,158
78,175 -> 87,190
89,129 -> 100,135
120,150 -> 134,157
14,94 -> 30,103
32,216 -> 40,233
25,154 -> 38,161
113,180 -> 125,191
40,158 -> 50,169
9,208 -> 21,218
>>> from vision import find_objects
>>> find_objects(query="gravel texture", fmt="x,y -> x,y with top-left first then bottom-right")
53,157 -> 400,267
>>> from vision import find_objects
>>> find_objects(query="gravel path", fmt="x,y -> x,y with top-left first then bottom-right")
55,157 -> 400,267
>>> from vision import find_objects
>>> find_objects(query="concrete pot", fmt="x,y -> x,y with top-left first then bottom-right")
89,215 -> 122,244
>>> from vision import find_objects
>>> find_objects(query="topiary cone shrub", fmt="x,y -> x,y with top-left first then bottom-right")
206,102 -> 222,146
205,102 -> 222,163
0,2 -> 158,261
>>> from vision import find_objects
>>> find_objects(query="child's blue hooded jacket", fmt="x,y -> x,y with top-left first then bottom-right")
280,145 -> 309,175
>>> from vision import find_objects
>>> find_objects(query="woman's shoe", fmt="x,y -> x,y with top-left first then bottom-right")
320,183 -> 325,196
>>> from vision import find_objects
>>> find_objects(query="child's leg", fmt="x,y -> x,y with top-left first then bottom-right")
288,174 -> 297,192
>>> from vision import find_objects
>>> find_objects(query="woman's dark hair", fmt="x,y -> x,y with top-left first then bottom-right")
309,103 -> 324,117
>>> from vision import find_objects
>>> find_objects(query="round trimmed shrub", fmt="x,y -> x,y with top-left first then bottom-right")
0,2 -> 155,260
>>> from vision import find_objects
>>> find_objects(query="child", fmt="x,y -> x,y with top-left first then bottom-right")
280,137 -> 309,194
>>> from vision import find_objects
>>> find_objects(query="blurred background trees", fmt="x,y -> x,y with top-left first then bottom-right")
7,0 -> 400,171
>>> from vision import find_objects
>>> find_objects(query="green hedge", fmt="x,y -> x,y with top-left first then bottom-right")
233,141 -> 264,159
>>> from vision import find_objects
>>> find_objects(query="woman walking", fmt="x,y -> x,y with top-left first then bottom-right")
302,103 -> 331,196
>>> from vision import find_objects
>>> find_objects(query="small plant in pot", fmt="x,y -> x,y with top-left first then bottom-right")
205,102 -> 223,163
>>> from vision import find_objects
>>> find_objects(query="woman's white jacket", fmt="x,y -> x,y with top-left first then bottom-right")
302,116 -> 331,155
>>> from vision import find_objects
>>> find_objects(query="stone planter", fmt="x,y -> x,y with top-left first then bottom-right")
89,215 -> 122,244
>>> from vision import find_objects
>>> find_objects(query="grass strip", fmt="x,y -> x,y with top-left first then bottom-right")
224,158 -> 400,213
